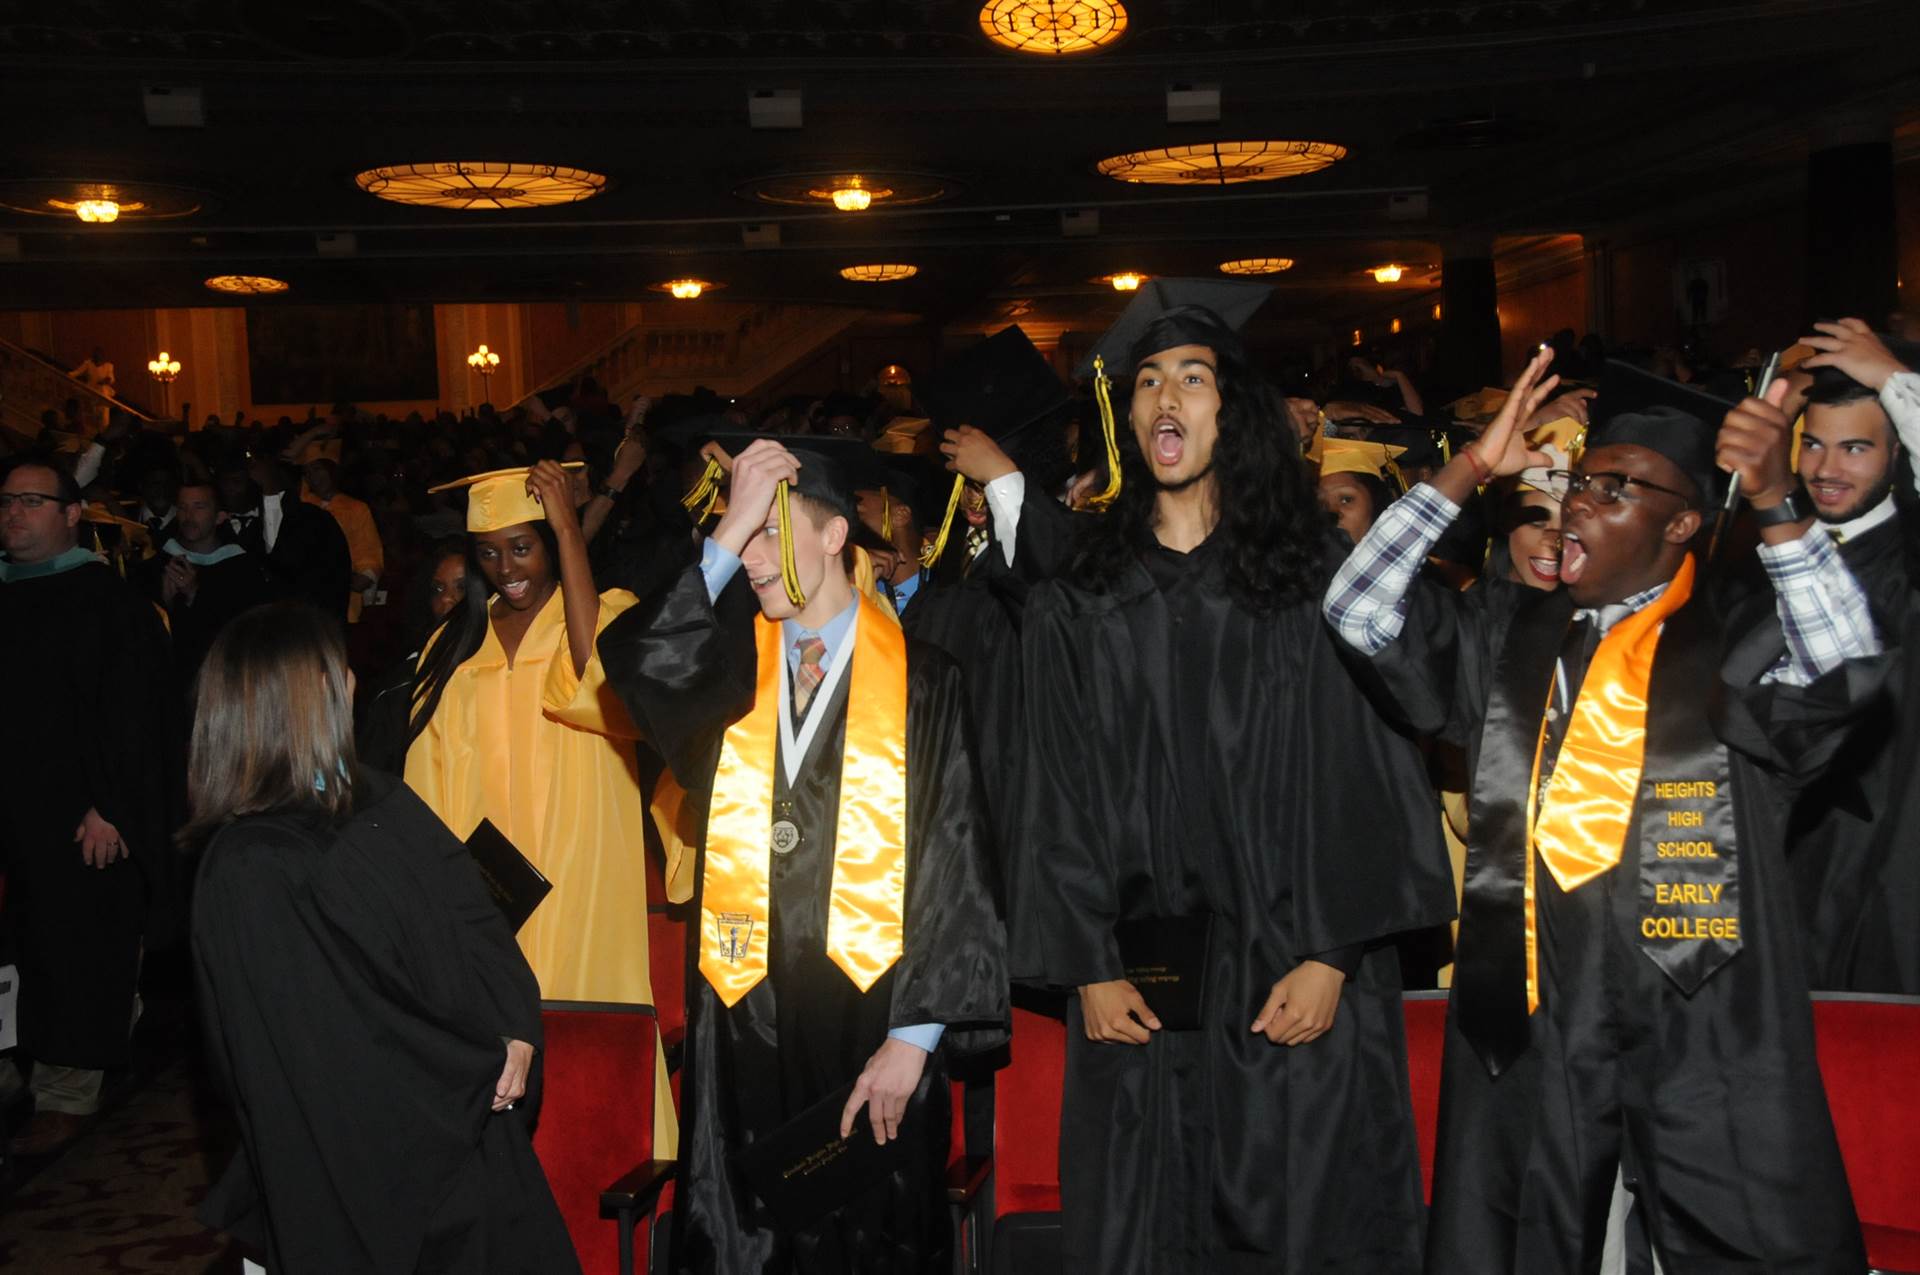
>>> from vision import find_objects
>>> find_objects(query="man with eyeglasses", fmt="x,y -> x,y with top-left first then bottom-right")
1324,348 -> 1883,1274
0,457 -> 172,1156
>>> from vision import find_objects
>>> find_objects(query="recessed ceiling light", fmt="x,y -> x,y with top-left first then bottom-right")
204,274 -> 291,295
980,1 -> 1127,55
353,162 -> 608,210
1219,257 -> 1295,276
840,264 -> 919,282
1096,141 -> 1347,186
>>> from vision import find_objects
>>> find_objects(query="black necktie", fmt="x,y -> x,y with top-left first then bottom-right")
1540,615 -> 1600,790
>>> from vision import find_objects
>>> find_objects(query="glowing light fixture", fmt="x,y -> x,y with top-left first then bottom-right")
1219,257 -> 1295,276
1096,140 -> 1347,187
1107,272 -> 1145,292
1372,264 -> 1406,283
353,162 -> 609,210
831,182 -> 874,212
840,264 -> 919,282
1391,318 -> 1403,334
147,352 -> 181,381
204,274 -> 290,295
1432,303 -> 1443,320
467,344 -> 501,372
979,0 -> 1127,55
74,199 -> 121,223
1352,329 -> 1364,347
650,278 -> 718,300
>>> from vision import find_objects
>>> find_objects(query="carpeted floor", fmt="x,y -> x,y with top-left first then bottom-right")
0,1005 -> 244,1274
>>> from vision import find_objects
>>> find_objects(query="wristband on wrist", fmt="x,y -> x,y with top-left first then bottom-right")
1463,447 -> 1491,483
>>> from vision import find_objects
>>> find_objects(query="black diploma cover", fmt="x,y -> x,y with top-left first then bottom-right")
1115,915 -> 1214,1031
464,818 -> 552,934
733,1081 -> 923,1231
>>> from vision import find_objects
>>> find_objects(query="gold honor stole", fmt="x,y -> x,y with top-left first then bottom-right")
1521,553 -> 1696,1012
699,591 -> 909,1007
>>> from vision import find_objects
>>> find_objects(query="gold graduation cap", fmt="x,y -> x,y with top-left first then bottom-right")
1526,414 -> 1586,458
871,416 -> 934,456
1316,437 -> 1407,482
1447,386 -> 1510,425
294,437 -> 344,465
428,463 -> 585,533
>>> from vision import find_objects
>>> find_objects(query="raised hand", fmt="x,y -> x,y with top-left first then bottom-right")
1799,318 -> 1910,391
710,439 -> 801,557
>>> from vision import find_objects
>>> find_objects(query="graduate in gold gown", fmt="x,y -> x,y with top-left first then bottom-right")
404,458 -> 675,1156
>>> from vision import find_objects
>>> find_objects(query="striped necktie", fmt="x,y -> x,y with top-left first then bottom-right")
793,636 -> 827,715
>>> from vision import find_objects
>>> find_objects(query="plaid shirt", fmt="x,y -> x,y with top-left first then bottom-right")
1322,483 -> 1880,687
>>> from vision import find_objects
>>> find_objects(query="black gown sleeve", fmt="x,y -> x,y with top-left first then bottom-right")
597,559 -> 758,791
1008,480 -> 1078,583
889,648 -> 1010,1059
1336,567 -> 1521,749
1012,582 -> 1125,988
84,576 -> 173,865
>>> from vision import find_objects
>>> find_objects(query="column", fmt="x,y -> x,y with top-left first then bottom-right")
1806,112 -> 1898,326
1436,233 -> 1503,393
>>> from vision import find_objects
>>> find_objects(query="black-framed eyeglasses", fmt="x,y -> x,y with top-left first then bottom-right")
1547,470 -> 1695,507
0,492 -> 75,512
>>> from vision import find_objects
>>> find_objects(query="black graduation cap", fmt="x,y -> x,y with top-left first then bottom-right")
652,420 -> 884,520
1073,277 -> 1274,382
1591,360 -> 1734,505
879,454 -> 955,532
918,325 -> 1071,443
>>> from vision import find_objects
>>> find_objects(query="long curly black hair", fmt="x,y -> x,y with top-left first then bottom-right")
1071,306 -> 1328,614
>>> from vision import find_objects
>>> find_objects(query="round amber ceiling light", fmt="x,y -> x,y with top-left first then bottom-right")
353,162 -> 609,210
204,274 -> 291,295
650,278 -> 722,300
840,264 -> 919,283
1096,141 -> 1348,187
741,170 -> 951,211
979,0 -> 1127,55
0,179 -> 206,222
1372,264 -> 1406,283
1219,257 -> 1296,276
1097,272 -> 1146,292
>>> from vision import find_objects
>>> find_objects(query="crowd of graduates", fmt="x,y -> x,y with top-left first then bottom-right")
1,281 -> 1915,1274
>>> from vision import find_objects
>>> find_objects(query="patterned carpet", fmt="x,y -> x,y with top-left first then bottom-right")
0,1022 -> 245,1274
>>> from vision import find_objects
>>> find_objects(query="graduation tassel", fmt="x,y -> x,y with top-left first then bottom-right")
775,480 -> 808,608
918,472 -> 967,568
681,455 -> 725,522
1085,355 -> 1124,512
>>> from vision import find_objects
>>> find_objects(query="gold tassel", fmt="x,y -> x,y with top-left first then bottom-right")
681,455 -> 725,522
1085,355 -> 1123,512
776,480 -> 807,608
918,473 -> 966,568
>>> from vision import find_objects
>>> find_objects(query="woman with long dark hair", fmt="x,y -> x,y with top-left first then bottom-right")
1015,293 -> 1453,1272
186,603 -> 578,1274
402,460 -> 675,1155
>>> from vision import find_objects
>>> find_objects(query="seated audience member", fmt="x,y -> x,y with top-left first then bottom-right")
1779,320 -> 1920,992
186,603 -> 577,1275
355,535 -> 468,774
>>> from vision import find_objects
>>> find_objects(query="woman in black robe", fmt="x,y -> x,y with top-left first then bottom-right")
185,603 -> 578,1275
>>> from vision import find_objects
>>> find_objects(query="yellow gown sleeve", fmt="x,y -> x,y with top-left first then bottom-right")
341,500 -> 385,580
541,587 -> 643,739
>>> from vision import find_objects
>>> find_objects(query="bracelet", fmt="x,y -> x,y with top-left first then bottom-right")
1463,447 -> 1491,483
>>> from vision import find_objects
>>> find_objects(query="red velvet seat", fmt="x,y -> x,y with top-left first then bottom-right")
1813,994 -> 1920,1272
1402,991 -> 1449,1204
986,1004 -> 1066,1271
533,1000 -> 674,1275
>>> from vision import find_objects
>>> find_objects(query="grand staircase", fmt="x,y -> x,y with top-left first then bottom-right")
516,301 -> 868,409
0,336 -> 161,450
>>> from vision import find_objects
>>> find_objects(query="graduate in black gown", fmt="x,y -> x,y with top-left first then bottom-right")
186,605 -> 576,1275
600,433 -> 1007,1275
1015,283 -> 1455,1274
1324,349 -> 1878,1272
0,457 -> 173,1156
1775,323 -> 1920,992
